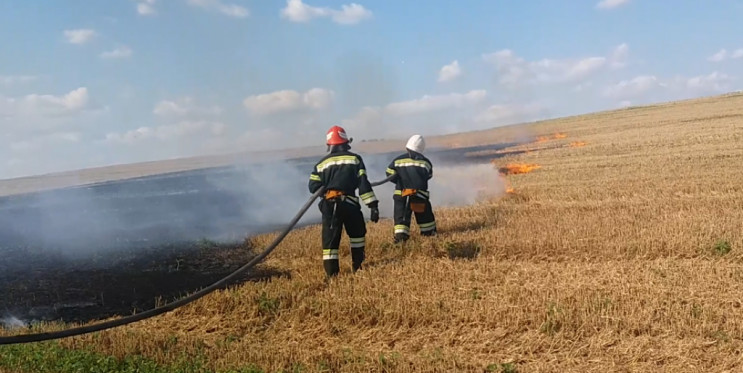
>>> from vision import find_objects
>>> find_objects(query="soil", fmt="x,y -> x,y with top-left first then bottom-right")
0,241 -> 289,326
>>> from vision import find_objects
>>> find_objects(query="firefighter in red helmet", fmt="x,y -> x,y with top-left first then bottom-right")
308,126 -> 379,278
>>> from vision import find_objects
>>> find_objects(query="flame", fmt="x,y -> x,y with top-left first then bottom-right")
569,141 -> 587,147
497,163 -> 542,175
496,172 -> 516,194
534,133 -> 566,143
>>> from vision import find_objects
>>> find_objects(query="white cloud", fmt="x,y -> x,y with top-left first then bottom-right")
137,0 -> 157,15
138,4 -> 156,15
9,132 -> 82,153
280,0 -> 326,22
708,48 -> 743,62
610,43 -> 629,68
563,57 -> 607,80
482,49 -> 528,84
474,103 -> 546,125
0,75 -> 37,86
0,88 -> 102,148
331,3 -> 373,24
573,81 -> 594,92
100,46 -> 133,59
153,97 -> 223,117
686,71 -> 734,92
26,87 -> 89,112
341,106 -> 382,130
708,49 -> 728,62
63,29 -> 96,44
187,0 -> 249,18
602,72 -> 735,104
280,0 -> 372,25
341,90 -> 490,138
438,60 -> 462,82
1,87 -> 90,118
243,88 -> 334,116
596,0 -> 630,9
385,90 -> 487,116
483,45 -> 626,86
604,75 -> 664,98
217,4 -> 250,18
106,121 -> 226,144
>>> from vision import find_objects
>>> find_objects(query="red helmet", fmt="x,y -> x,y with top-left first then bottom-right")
326,125 -> 350,145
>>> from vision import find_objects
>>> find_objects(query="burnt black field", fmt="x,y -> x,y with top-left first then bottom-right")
0,143 -> 515,327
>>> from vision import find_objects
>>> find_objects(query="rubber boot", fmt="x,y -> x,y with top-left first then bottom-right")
394,233 -> 409,244
323,259 -> 340,278
421,229 -> 437,237
351,247 -> 365,272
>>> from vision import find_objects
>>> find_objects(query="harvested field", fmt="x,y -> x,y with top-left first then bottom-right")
2,92 -> 743,372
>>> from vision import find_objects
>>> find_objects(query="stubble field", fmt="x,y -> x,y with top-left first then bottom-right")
2,93 -> 743,372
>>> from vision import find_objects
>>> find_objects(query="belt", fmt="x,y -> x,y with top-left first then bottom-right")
324,190 -> 359,204
394,189 -> 429,198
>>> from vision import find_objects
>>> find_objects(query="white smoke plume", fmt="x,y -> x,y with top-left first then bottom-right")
0,146 -> 510,264
1,315 -> 27,330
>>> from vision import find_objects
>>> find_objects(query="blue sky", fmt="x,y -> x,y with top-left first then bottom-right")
1,0 -> 742,178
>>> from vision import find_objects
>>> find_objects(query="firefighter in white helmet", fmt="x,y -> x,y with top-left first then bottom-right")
309,125 -> 380,278
384,134 -> 436,243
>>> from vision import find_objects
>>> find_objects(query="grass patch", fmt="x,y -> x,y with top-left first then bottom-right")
540,302 -> 563,336
444,241 -> 481,260
0,341 -> 209,373
711,239 -> 732,256
0,341 -> 268,373
256,291 -> 280,315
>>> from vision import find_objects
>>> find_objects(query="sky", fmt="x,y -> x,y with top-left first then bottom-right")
1,0 -> 742,179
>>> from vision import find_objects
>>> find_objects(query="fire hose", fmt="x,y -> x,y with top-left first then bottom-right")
0,175 -> 394,345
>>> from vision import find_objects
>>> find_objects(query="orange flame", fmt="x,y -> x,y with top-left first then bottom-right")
535,136 -> 549,143
554,133 -> 567,139
497,173 -> 516,194
497,163 -> 542,175
569,141 -> 587,147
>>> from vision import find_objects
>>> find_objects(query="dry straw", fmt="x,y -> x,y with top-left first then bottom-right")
4,93 -> 743,372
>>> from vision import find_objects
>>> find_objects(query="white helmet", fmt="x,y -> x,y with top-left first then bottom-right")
405,134 -> 425,153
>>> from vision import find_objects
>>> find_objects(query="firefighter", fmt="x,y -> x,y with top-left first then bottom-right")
308,125 -> 380,278
385,134 -> 436,243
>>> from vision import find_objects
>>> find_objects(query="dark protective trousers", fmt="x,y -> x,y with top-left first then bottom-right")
393,194 -> 436,242
319,197 -> 366,277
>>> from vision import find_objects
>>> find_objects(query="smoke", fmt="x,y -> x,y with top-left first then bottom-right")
0,161 -> 324,263
0,142 -> 512,273
196,151 -> 508,228
1,315 -> 27,330
201,160 -> 323,230
349,151 -> 508,219
429,163 -> 507,206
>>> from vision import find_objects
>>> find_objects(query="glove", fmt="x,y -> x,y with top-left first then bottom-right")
370,207 -> 379,223
368,201 -> 379,223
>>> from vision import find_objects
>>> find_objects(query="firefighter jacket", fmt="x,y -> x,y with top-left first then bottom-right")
385,151 -> 433,193
309,150 -> 378,207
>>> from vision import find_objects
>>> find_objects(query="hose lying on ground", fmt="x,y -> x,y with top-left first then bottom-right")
0,175 -> 394,345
